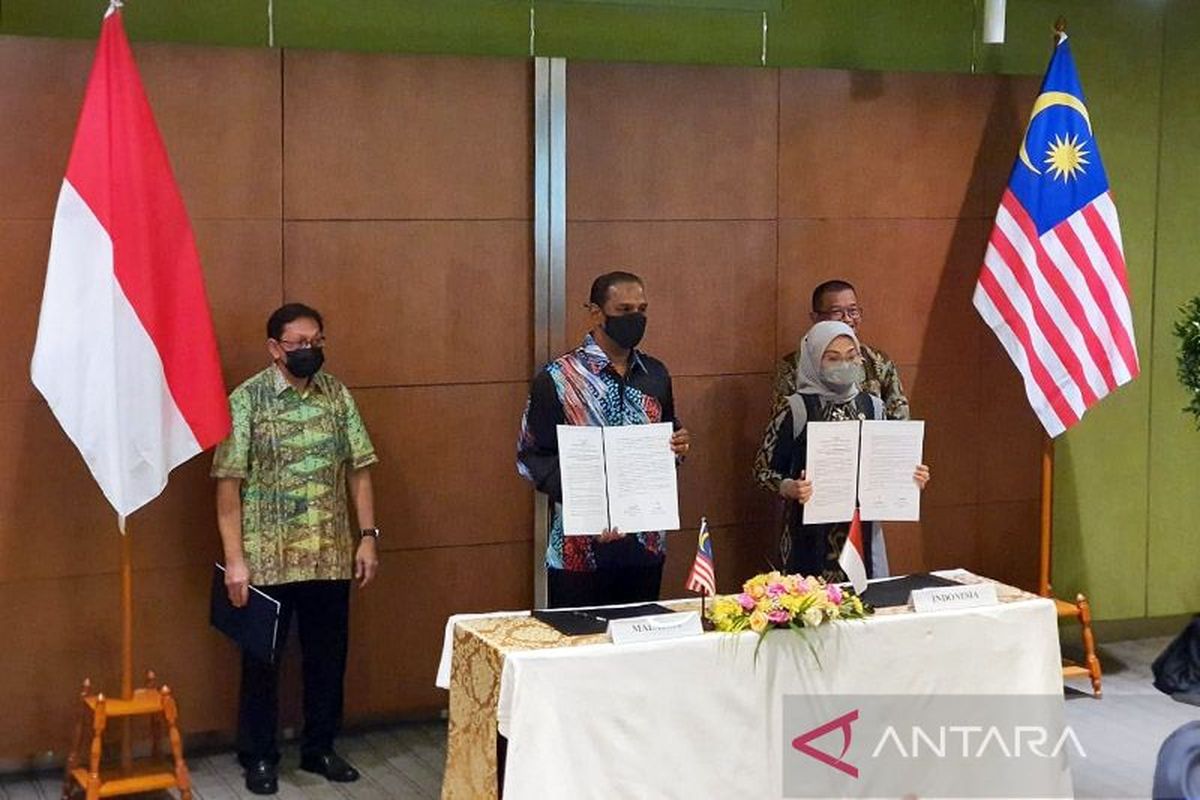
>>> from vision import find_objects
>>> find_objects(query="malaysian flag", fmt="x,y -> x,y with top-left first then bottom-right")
686,517 -> 716,596
974,34 -> 1139,437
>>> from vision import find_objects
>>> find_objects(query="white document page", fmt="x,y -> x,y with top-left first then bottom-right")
602,422 -> 680,534
557,425 -> 611,535
858,420 -> 925,522
802,420 -> 861,525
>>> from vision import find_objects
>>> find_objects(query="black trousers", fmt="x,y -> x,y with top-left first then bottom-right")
547,562 -> 664,608
237,579 -> 350,763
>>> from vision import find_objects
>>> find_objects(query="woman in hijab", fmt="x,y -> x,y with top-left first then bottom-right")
758,320 -> 930,580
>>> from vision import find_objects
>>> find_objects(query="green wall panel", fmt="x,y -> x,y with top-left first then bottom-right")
1146,0 -> 1200,618
274,0 -> 531,56
533,2 -> 764,65
766,0 -> 975,72
0,0 -> 269,46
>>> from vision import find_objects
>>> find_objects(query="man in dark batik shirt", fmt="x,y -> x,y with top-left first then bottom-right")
518,271 -> 691,608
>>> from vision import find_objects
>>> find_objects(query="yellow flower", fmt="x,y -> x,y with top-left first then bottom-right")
708,596 -> 745,631
749,609 -> 769,633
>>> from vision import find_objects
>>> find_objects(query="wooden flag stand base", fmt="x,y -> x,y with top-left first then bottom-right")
60,672 -> 192,800
60,528 -> 194,799
1039,437 -> 1103,698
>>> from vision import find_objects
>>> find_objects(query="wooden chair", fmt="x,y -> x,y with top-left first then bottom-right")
1056,592 -> 1102,697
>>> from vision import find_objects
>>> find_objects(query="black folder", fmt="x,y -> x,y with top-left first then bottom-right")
858,572 -> 962,609
532,603 -> 675,636
210,563 -> 282,664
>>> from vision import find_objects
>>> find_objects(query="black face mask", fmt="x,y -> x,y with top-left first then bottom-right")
604,312 -> 647,350
284,347 -> 324,379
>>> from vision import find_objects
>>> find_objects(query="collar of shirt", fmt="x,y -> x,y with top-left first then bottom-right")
270,364 -> 328,398
578,333 -> 647,377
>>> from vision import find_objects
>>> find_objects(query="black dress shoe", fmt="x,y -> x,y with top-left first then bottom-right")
244,759 -> 278,795
300,751 -> 360,783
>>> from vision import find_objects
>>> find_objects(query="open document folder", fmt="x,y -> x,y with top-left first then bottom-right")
557,422 -> 680,535
804,419 -> 925,524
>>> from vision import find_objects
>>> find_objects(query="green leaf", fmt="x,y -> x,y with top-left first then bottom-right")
1176,296 -> 1200,427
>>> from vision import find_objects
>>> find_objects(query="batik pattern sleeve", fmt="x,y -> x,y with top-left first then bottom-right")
516,369 -> 566,504
337,383 -> 379,469
862,345 -> 910,420
772,352 -> 797,413
754,404 -> 795,494
211,386 -> 251,479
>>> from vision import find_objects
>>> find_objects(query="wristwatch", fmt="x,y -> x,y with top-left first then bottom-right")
359,527 -> 381,540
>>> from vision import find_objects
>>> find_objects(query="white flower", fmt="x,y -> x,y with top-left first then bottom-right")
803,607 -> 824,628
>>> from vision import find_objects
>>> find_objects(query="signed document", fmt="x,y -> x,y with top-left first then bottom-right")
802,421 -> 861,525
557,422 -> 680,535
858,420 -> 925,521
603,423 -> 679,534
557,425 -> 611,535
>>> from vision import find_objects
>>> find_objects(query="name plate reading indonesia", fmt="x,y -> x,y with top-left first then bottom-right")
609,611 -> 703,646
910,583 -> 999,613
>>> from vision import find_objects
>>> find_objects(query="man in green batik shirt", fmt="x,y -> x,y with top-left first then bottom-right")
753,279 -> 909,494
212,303 -> 379,796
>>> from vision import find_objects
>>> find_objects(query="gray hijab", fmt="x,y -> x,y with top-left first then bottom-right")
792,320 -> 861,404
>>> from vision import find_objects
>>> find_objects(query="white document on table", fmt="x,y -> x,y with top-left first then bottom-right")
858,420 -> 925,521
602,422 -> 679,534
557,426 -> 611,535
802,420 -> 861,525
557,422 -> 679,536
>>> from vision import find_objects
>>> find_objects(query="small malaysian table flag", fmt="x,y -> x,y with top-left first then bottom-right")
686,517 -> 716,596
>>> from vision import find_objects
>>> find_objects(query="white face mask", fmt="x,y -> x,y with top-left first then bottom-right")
820,361 -> 864,389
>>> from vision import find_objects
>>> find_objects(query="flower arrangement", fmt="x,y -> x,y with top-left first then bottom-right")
708,571 -> 871,648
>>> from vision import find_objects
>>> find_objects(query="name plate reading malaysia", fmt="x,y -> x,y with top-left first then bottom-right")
609,611 -> 703,646
910,583 -> 999,613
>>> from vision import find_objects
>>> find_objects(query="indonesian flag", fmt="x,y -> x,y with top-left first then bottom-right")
30,5 -> 231,520
838,508 -> 868,594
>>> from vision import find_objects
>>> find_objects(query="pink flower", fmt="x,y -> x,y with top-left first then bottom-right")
767,582 -> 788,599
767,609 -> 791,624
737,593 -> 756,611
826,584 -> 844,604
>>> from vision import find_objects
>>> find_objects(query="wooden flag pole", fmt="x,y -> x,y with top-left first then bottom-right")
1038,436 -> 1054,597
121,523 -> 133,700
120,521 -> 134,771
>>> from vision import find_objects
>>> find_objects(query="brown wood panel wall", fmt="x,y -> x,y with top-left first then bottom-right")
0,37 -> 1042,762
0,37 -> 531,763
565,61 -> 1044,602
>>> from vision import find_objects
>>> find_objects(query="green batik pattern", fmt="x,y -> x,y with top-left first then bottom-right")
212,366 -> 378,586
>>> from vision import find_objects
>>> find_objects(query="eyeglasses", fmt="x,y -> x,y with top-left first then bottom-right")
818,306 -> 863,322
276,336 -> 326,352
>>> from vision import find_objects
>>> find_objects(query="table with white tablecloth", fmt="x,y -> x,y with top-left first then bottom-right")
435,572 -> 1070,799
